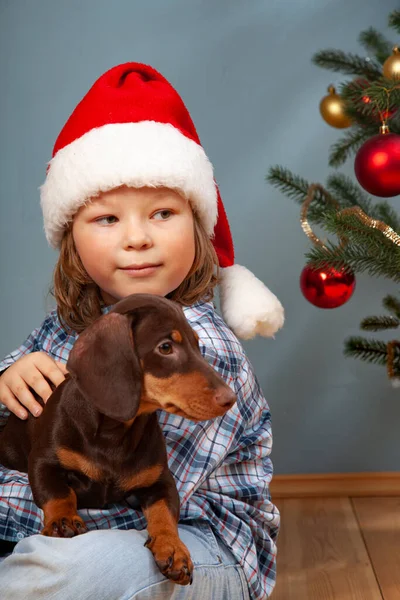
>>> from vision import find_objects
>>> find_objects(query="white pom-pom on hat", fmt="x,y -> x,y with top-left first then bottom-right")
220,265 -> 284,339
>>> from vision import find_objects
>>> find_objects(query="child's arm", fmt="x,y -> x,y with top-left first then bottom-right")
160,344 -> 279,600
195,396 -> 278,600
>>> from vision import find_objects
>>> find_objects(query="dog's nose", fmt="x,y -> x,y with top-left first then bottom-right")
214,387 -> 236,409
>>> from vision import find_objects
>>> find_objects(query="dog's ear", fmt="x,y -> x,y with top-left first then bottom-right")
67,312 -> 141,421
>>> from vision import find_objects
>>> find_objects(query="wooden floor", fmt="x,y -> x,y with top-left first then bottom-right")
272,497 -> 400,600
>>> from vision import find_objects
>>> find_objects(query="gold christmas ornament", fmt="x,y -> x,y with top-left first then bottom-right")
319,85 -> 352,129
383,47 -> 400,80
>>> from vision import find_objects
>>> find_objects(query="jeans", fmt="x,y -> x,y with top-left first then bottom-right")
0,521 -> 250,600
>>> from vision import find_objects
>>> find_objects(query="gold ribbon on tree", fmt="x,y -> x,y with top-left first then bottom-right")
301,183 -> 400,248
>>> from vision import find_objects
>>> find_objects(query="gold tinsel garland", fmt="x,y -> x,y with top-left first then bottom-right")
302,183 -> 400,248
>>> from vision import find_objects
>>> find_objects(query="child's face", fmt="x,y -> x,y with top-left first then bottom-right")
72,186 -> 196,305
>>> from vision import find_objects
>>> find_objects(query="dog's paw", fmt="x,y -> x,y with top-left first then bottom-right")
145,534 -> 194,585
42,515 -> 88,538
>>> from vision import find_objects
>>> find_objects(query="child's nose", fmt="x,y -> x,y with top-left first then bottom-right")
123,225 -> 153,249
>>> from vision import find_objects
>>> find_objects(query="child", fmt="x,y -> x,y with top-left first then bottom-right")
0,63 -> 284,599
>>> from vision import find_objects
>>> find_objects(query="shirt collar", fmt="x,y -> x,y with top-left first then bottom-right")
100,297 -> 213,315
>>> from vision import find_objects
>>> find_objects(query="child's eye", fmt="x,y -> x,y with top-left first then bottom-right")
95,215 -> 118,225
153,210 -> 173,220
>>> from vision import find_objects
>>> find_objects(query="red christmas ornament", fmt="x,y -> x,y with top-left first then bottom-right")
300,265 -> 356,309
354,129 -> 400,197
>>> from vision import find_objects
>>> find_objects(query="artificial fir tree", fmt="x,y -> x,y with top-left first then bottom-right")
268,9 -> 400,382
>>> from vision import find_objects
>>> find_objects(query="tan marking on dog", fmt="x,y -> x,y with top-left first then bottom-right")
57,447 -> 103,481
42,488 -> 78,527
143,498 -> 179,539
171,330 -> 183,343
143,372 -> 191,408
135,397 -> 163,417
142,372 -> 226,420
143,498 -> 194,585
118,464 -> 163,491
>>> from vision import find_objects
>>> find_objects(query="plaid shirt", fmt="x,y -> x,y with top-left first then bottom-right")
0,300 -> 279,599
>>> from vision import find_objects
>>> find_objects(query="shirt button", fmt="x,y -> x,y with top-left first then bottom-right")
16,532 -> 25,540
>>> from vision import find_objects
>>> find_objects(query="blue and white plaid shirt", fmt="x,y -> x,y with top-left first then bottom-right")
0,300 -> 279,599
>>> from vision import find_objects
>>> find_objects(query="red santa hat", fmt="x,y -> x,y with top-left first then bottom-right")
40,62 -> 284,339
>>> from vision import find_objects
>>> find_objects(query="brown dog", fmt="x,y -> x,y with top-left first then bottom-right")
0,294 -> 236,585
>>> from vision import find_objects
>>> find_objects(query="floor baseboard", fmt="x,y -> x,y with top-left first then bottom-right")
270,471 -> 400,498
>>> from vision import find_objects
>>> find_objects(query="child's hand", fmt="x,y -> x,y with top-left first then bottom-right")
0,352 -> 68,420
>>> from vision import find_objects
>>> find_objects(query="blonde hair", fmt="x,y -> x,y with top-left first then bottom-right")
50,211 -> 220,333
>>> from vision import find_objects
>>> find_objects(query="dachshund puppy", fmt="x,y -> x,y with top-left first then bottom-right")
0,294 -> 236,585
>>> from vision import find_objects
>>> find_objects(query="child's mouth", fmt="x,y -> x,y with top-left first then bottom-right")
120,264 -> 162,277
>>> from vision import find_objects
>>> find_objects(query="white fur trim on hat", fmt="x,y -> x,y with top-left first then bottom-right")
40,121 -> 218,248
219,264 -> 285,339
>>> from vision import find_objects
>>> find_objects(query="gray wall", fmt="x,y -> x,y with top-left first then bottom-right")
1,0 -> 399,474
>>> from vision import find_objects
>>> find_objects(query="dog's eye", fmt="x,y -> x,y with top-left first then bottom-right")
159,342 -> 173,355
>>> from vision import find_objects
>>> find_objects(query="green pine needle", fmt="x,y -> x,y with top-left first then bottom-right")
344,336 -> 389,365
373,203 -> 400,233
389,10 -> 400,34
327,210 -> 400,247
383,295 -> 400,319
266,166 -> 309,202
358,28 -> 393,64
306,238 -> 400,282
325,174 -> 400,231
266,166 -> 336,224
312,49 -> 382,78
326,174 -> 372,214
360,316 -> 400,331
340,78 -> 400,121
359,80 -> 400,113
328,127 -> 375,168
343,104 -> 381,127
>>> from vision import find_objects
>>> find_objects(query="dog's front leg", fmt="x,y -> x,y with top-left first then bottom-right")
134,469 -> 194,586
28,452 -> 88,538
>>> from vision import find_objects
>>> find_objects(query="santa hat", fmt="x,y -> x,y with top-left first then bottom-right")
40,62 -> 284,339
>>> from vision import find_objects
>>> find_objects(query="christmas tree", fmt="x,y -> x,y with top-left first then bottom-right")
267,9 -> 400,383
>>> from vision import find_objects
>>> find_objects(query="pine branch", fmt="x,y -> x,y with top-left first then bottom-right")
325,175 -> 400,231
340,78 -> 399,124
389,10 -> 400,34
344,336 -> 389,365
360,316 -> 400,331
326,174 -> 373,214
327,209 -> 400,250
266,166 -> 308,202
358,28 -> 393,64
268,169 -> 400,247
306,239 -> 400,282
358,80 -> 400,113
312,49 -> 382,79
343,104 -> 381,128
266,166 -> 336,224
383,294 -> 400,319
328,126 -> 376,168
373,202 -> 400,233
